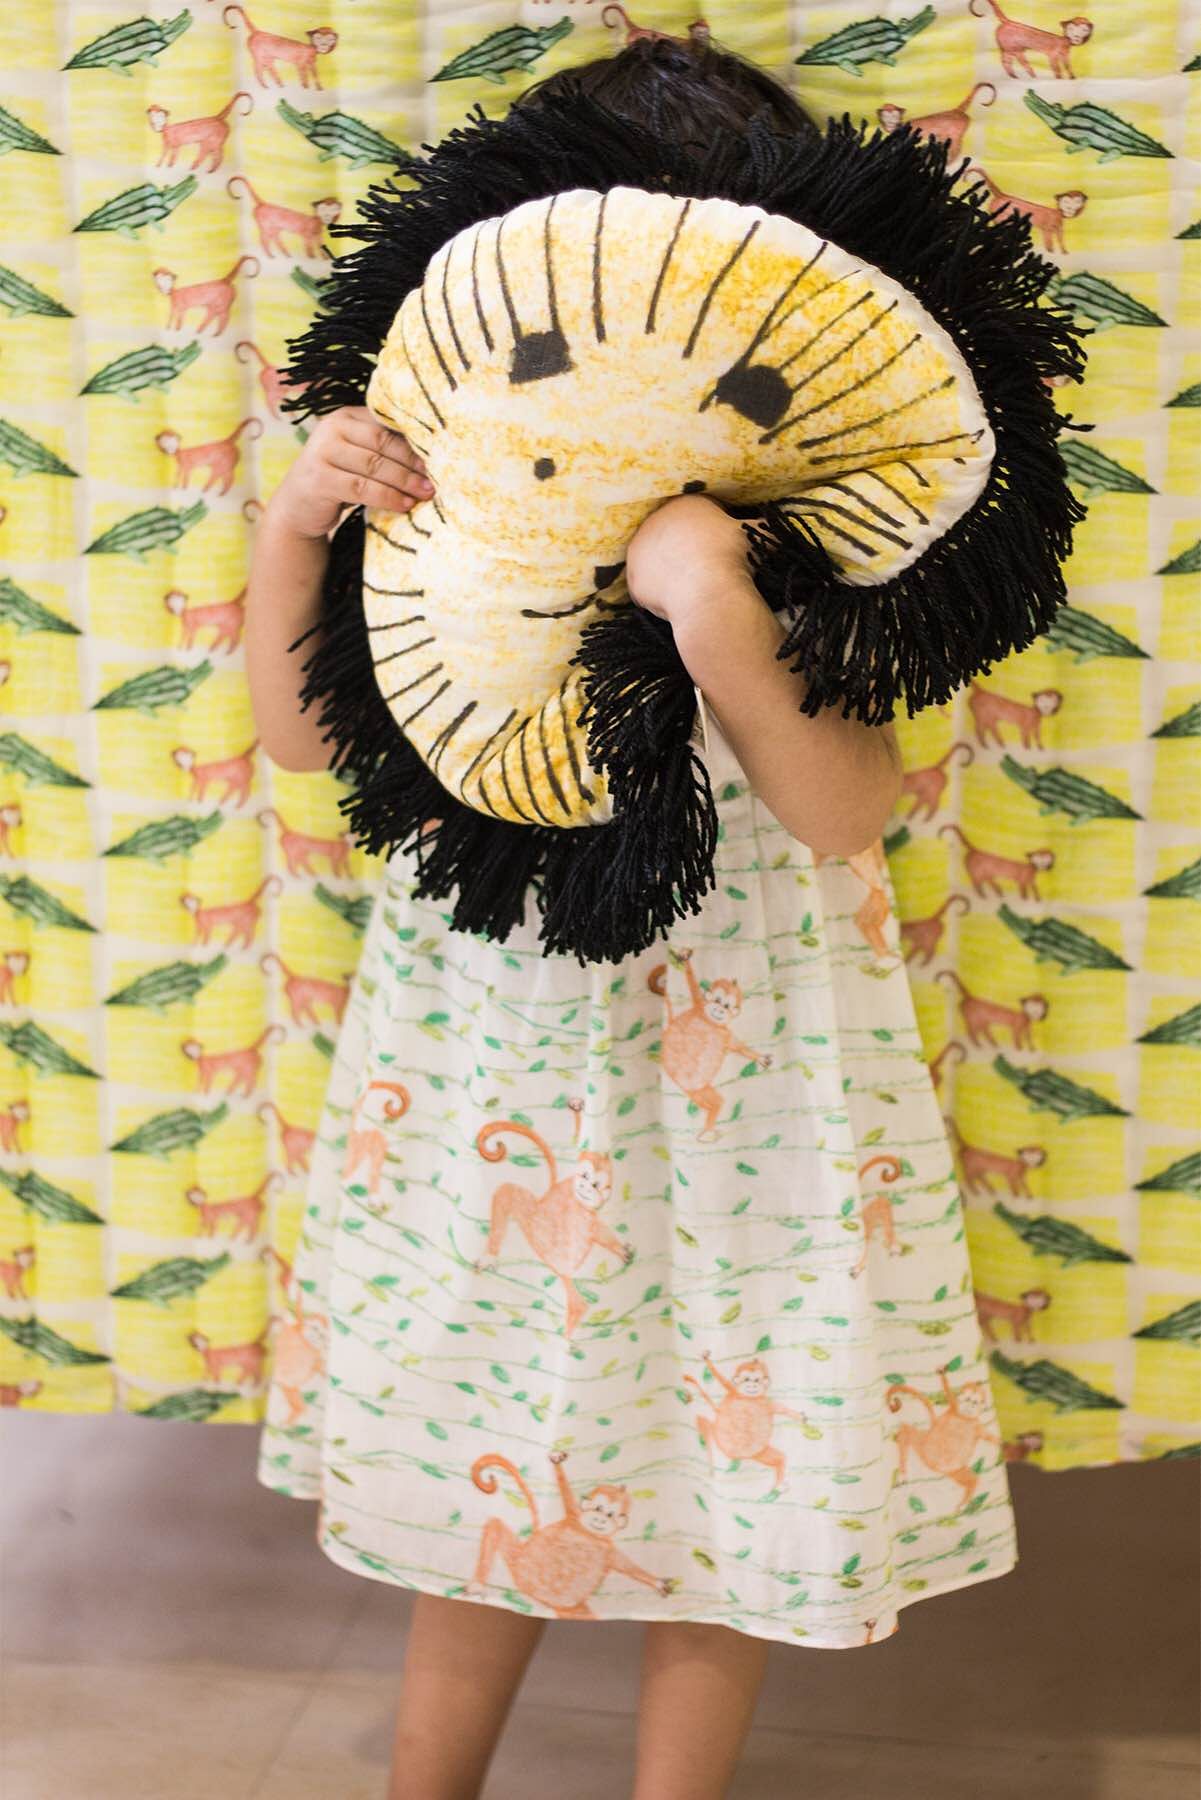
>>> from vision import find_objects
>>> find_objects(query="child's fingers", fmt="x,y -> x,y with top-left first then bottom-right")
336,410 -> 431,479
328,446 -> 433,508
327,464 -> 427,514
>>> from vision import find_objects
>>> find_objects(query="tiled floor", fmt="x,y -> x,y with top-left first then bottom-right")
1,1414 -> 1197,1798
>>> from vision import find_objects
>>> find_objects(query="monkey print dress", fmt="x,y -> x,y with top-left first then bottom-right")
256,702 -> 1019,1650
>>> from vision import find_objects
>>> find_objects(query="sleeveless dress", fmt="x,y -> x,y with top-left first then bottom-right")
256,696 -> 1019,1650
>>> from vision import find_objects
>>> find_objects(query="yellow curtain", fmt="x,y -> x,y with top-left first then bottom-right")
2,0 -> 1197,1465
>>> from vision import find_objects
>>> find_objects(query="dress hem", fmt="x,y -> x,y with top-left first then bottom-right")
255,1464 -> 1019,1652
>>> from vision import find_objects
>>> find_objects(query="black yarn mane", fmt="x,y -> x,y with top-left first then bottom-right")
282,89 -> 1087,965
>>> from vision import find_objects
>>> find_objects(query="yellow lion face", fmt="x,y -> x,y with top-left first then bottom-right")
364,185 -> 992,828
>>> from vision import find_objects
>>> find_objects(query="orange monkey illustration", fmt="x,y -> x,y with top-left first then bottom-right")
221,5 -> 338,89
475,1120 -> 627,1337
226,175 -> 340,258
0,1096 -> 30,1151
154,256 -> 259,334
928,1038 -> 967,1098
180,1024 -> 285,1099
164,585 -> 247,654
900,893 -> 971,967
172,738 -> 260,807
945,1116 -> 1046,1199
682,1352 -> 811,1492
877,82 -> 996,159
146,91 -> 253,173
963,167 -> 1087,254
887,1365 -> 1002,1504
260,1242 -> 295,1305
939,824 -> 1054,900
0,802 -> 21,855
342,1080 -> 411,1197
849,1153 -> 906,1279
816,841 -> 899,962
968,0 -> 1094,79
188,1328 -> 270,1386
600,4 -> 710,45
649,947 -> 771,1142
0,1244 -> 34,1300
157,419 -> 263,496
936,970 -> 1048,1050
975,1285 -> 1052,1343
185,1171 -> 282,1242
900,742 -> 974,823
234,341 -> 306,419
0,952 -> 30,1005
466,1450 -> 675,1618
1003,1429 -> 1045,1463
259,951 -> 351,1028
0,1380 -> 43,1408
968,682 -> 1063,750
180,875 -> 281,951
257,807 -> 353,876
257,1099 -> 316,1176
267,1287 -> 329,1425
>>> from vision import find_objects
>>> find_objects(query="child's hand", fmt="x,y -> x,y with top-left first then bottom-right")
270,404 -> 434,540
626,494 -> 756,625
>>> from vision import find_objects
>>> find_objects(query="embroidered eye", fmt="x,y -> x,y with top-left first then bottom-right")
533,457 -> 556,480
682,479 -> 706,494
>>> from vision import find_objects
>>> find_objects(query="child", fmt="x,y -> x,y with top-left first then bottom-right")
248,33 -> 1019,1800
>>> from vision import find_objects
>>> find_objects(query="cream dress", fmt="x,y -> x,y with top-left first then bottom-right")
256,697 -> 1018,1649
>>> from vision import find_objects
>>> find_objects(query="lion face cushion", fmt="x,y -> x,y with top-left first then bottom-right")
363,185 -> 994,831
285,92 -> 1085,963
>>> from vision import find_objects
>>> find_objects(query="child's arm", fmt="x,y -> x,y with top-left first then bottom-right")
244,406 -> 433,772
626,495 -> 903,858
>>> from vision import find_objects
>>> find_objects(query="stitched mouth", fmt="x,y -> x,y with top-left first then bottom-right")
520,561 -> 627,621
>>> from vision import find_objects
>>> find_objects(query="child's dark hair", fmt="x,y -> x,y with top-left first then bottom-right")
516,28 -> 819,147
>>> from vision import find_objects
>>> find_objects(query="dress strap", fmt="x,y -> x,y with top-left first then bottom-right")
691,684 -> 747,789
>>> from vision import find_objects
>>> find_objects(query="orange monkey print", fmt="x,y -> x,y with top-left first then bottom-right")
682,1352 -> 812,1492
649,947 -> 771,1141
342,1079 -> 411,1198
466,1449 -> 676,1618
886,1365 -> 1002,1505
849,1153 -> 907,1278
475,1120 -> 627,1337
267,1287 -> 329,1426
